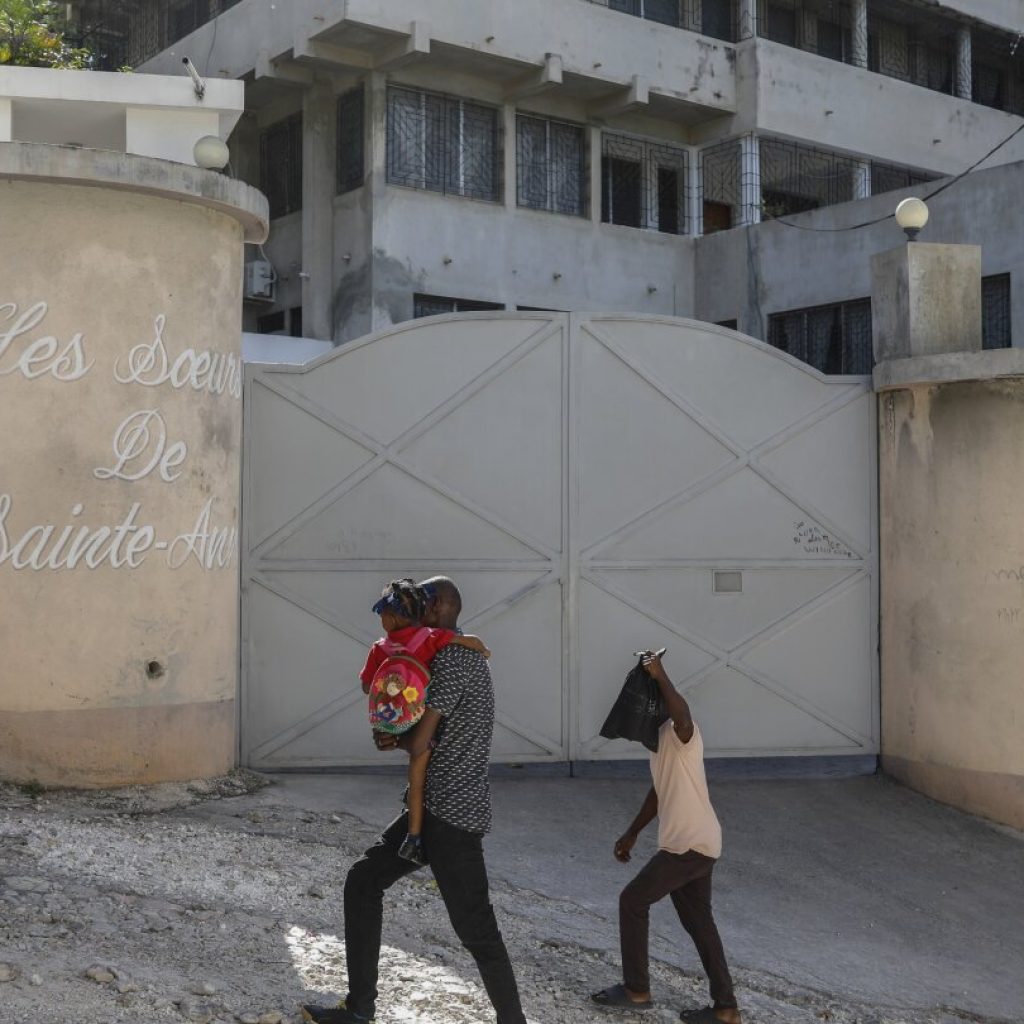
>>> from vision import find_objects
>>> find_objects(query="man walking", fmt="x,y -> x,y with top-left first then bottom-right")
302,576 -> 527,1024
591,651 -> 742,1024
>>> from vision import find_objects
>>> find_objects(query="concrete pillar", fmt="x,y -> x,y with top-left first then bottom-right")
367,72 -> 391,333
851,0 -> 868,69
739,133 -> 761,226
737,0 -> 757,39
301,77 -> 336,341
504,104 -> 517,212
871,243 -> 982,363
0,99 -> 11,142
688,145 -> 703,236
589,126 -> 602,227
0,141 -> 267,787
955,25 -> 972,101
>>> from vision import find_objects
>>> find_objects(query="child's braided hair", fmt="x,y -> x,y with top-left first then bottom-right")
379,577 -> 428,623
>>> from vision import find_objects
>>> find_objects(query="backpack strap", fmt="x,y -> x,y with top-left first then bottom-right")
402,627 -> 436,657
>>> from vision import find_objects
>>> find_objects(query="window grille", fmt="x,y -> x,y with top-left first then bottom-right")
601,134 -> 688,235
127,0 -> 242,66
260,114 -> 303,219
584,0 -> 737,42
517,116 -> 587,217
982,274 -> 1012,350
413,295 -> 504,318
337,86 -> 365,195
768,298 -> 873,376
869,160 -> 939,196
699,138 -> 742,233
760,138 -> 866,219
387,87 -> 501,202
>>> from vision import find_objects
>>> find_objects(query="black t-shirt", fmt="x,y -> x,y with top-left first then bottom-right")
424,644 -> 494,834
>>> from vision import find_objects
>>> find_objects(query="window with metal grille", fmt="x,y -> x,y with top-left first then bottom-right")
584,0 -> 736,41
167,0 -> 206,42
337,85 -> 365,195
699,138 -> 741,233
768,298 -> 873,375
413,295 -> 504,319
869,160 -> 939,196
517,115 -> 587,217
973,62 -> 1006,110
601,134 -> 688,235
760,138 -> 866,219
982,274 -> 1012,350
260,114 -> 303,218
387,87 -> 501,202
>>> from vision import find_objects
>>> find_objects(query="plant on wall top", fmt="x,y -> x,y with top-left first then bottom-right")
0,0 -> 92,68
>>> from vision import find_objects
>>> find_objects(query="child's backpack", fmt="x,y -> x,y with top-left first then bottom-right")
367,628 -> 435,735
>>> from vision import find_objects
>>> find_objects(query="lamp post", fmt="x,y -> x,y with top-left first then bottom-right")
895,197 -> 929,241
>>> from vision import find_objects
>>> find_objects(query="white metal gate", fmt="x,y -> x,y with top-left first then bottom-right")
241,314 -> 877,768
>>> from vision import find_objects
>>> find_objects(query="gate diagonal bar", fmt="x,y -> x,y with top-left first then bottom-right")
241,313 -> 877,768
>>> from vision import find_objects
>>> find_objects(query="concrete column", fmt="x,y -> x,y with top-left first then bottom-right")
504,104 -> 517,212
301,77 -> 337,341
739,133 -> 761,226
737,0 -> 757,39
955,25 -> 972,101
871,243 -> 982,363
851,0 -> 868,69
589,126 -> 602,226
688,146 -> 703,236
0,99 -> 11,142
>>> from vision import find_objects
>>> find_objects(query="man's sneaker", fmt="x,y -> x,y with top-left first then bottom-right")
300,1001 -> 374,1023
397,833 -> 427,865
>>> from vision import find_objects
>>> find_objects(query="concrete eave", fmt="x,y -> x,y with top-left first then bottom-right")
874,348 -> 1024,392
0,140 -> 268,243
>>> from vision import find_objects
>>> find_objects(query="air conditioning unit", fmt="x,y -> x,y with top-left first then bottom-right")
244,259 -> 276,302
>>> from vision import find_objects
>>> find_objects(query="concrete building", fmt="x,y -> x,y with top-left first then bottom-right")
123,0 -> 1024,364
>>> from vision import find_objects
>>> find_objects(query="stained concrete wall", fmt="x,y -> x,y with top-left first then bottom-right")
878,381 -> 1024,831
0,143 -> 267,787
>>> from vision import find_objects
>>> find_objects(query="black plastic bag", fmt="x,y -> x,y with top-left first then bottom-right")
599,657 -> 668,753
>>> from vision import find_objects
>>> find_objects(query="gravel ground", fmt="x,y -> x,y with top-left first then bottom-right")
0,774 -> 1010,1024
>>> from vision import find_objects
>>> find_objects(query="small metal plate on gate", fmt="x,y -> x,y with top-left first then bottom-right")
713,570 -> 743,594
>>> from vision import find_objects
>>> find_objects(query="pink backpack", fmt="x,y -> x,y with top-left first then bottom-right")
367,628 -> 434,735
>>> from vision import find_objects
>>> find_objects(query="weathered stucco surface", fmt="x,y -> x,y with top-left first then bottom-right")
0,171 -> 253,787
879,381 -> 1024,830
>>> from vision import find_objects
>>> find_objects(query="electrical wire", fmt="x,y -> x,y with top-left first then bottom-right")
769,117 -> 1024,233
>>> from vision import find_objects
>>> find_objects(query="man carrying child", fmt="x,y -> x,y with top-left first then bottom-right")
302,576 -> 527,1024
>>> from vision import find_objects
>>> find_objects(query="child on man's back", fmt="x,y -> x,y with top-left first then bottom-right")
360,578 -> 488,864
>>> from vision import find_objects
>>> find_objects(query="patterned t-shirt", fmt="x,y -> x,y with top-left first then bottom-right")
424,644 -> 494,834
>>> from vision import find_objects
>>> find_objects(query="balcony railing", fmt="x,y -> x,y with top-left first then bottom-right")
583,0 -> 739,44
761,0 -> 1024,116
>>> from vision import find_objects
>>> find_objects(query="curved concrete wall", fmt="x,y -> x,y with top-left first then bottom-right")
0,143 -> 267,787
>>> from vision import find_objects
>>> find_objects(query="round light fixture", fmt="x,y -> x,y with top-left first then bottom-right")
194,135 -> 230,171
895,197 -> 929,241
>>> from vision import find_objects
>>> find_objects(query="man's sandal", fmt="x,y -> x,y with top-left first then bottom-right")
591,984 -> 656,1011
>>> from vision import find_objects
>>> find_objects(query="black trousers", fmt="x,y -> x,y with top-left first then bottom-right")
344,810 -> 527,1024
620,849 -> 737,1009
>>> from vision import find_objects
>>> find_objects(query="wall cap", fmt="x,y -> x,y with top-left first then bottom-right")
0,140 -> 268,243
874,348 -> 1024,391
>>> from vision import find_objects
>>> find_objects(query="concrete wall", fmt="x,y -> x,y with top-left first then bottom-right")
0,143 -> 267,787
878,381 -> 1024,830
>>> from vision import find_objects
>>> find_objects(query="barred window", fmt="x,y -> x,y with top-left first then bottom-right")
601,134 -> 688,235
982,274 -> 1011,350
870,160 -> 939,196
167,0 -> 206,42
589,0 -> 736,41
760,138 -> 865,219
517,115 -> 586,217
337,85 -> 365,195
387,87 -> 501,202
413,295 -> 504,318
768,298 -> 873,375
260,114 -> 303,219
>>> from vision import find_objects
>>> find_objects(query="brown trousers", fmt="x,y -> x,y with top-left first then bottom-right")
619,849 -> 737,1008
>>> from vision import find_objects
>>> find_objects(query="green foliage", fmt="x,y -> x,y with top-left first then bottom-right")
0,0 -> 92,68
